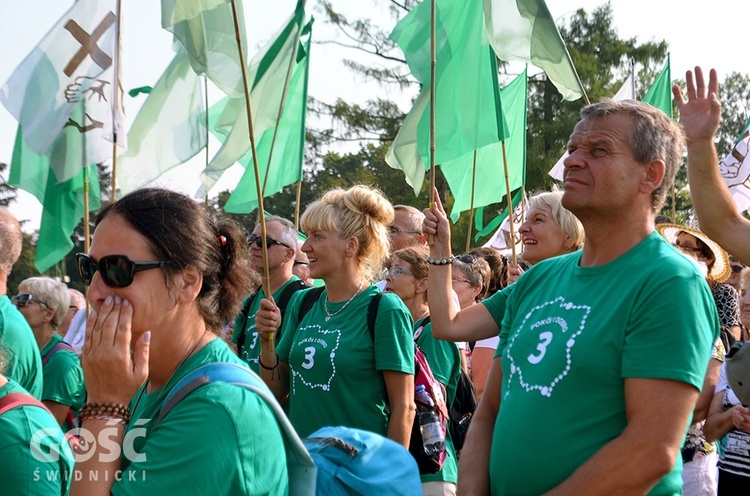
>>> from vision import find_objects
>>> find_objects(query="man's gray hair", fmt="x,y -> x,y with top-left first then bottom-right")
0,208 -> 22,274
393,205 -> 425,232
262,215 -> 298,250
580,99 -> 685,212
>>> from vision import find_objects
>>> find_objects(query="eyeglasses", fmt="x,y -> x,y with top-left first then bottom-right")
731,264 -> 744,273
673,242 -> 702,254
11,294 -> 49,308
76,253 -> 175,288
455,254 -> 478,264
389,226 -> 421,235
451,276 -> 470,284
246,234 -> 291,249
386,267 -> 414,278
294,260 -> 309,266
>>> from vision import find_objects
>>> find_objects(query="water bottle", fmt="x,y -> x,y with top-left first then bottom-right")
415,385 -> 445,455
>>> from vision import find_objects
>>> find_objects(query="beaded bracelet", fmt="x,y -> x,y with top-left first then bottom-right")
78,402 -> 131,423
426,256 -> 455,266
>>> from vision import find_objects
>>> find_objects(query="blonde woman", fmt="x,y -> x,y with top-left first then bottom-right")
257,185 -> 416,446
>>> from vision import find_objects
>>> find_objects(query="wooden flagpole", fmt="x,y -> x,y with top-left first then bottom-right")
204,76 -> 210,208
428,0 -> 436,209
110,0 -> 122,202
230,0 -> 274,339
466,150 -> 477,253
501,141 -> 518,267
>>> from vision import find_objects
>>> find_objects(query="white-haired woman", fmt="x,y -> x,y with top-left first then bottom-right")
15,276 -> 84,430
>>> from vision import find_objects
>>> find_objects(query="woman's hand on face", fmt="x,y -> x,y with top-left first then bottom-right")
255,298 -> 280,342
82,296 -> 150,404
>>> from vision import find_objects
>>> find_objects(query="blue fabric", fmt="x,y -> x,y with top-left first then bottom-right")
304,425 -> 422,495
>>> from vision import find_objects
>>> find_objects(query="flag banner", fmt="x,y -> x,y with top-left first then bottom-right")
117,48 -> 206,195
224,19 -> 313,213
719,117 -> 750,214
642,57 -> 672,116
443,70 -> 528,223
548,70 -> 636,181
1,0 -> 123,181
198,4 -> 306,195
9,120 -> 101,273
161,0 -> 247,98
386,0 -> 503,195
484,0 -> 582,101
482,189 -> 527,253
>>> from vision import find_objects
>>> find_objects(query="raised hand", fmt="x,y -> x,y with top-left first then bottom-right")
673,67 -> 721,145
422,187 -> 452,258
255,298 -> 281,342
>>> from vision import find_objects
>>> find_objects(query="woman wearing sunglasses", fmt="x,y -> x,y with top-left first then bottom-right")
70,188 -> 289,496
15,277 -> 85,431
256,185 -> 416,448
385,245 -> 461,495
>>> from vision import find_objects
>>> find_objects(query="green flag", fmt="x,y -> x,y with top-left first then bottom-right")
484,0 -> 582,101
443,70 -> 528,222
643,57 -> 672,116
117,49 -> 207,195
161,0 -> 247,98
9,121 -> 101,273
198,2 -> 307,194
224,20 -> 313,214
386,0 -> 503,194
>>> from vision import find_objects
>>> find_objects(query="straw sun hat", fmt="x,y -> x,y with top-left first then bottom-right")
656,223 -> 731,283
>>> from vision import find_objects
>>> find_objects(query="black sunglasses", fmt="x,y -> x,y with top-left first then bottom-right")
246,234 -> 291,249
731,265 -> 744,273
76,253 -> 175,288
455,254 -> 478,264
12,294 -> 49,308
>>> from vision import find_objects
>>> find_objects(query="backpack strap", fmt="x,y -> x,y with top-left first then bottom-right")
42,341 -> 76,366
297,286 -> 326,323
235,293 -> 258,351
366,292 -> 385,343
0,392 -> 50,415
156,363 -> 317,495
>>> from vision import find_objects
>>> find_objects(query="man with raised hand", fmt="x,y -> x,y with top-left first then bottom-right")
424,99 -> 718,494
676,67 -> 750,266
231,215 -> 309,373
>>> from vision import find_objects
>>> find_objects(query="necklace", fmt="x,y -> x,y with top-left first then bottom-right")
324,280 -> 365,321
131,328 -> 208,414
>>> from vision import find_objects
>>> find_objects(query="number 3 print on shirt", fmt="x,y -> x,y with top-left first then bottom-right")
505,297 -> 590,398
290,325 -> 341,393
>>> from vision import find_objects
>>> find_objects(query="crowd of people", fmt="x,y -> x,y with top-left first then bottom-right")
0,65 -> 749,495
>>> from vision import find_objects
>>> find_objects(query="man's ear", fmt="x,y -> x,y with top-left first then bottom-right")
640,159 -> 666,196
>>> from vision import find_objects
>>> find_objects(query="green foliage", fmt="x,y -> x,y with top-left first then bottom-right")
7,232 -> 41,296
0,162 -> 17,207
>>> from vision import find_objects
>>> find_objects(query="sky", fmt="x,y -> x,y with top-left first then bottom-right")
1,0 -> 749,233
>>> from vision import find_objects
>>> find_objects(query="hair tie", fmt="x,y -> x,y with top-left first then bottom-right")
219,235 -> 227,247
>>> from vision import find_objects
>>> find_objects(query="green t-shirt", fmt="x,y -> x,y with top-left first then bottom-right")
415,319 -> 461,484
277,285 -> 415,438
231,276 -> 301,373
0,295 -> 43,399
40,334 -> 86,431
483,232 -> 719,495
0,378 -> 74,495
111,338 -> 288,496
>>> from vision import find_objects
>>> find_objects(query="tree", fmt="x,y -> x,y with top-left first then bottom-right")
7,232 -> 40,296
0,162 -> 17,207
